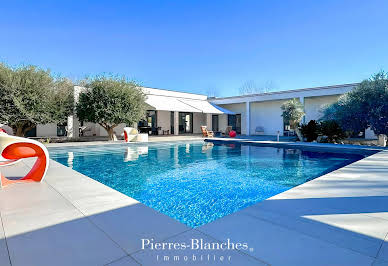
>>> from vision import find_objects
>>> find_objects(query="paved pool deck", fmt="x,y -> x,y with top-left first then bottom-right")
1,139 -> 388,265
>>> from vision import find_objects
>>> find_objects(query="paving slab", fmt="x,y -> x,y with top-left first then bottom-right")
374,259 -> 388,266
0,162 -> 127,266
88,202 -> 190,254
0,214 -> 10,266
376,233 -> 388,261
240,205 -> 385,258
43,160 -> 190,254
43,162 -> 139,216
198,211 -> 374,266
6,216 -> 126,266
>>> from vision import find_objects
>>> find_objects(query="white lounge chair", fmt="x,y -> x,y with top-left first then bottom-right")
123,127 -> 138,142
123,127 -> 149,142
255,126 -> 265,135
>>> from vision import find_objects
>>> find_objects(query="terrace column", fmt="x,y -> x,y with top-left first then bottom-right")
299,96 -> 305,124
246,101 -> 250,136
67,115 -> 79,138
174,111 -> 179,135
67,86 -> 82,138
206,113 -> 212,130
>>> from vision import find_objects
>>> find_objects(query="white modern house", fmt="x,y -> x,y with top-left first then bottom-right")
210,83 -> 367,136
1,82 -> 378,139
3,86 -> 234,138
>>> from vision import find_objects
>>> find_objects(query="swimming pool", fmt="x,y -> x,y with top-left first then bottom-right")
49,141 -> 369,227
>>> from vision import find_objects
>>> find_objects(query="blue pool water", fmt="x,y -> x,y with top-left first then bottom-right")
49,141 -> 368,227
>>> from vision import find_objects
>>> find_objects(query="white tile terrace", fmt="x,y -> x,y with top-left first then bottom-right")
0,140 -> 388,265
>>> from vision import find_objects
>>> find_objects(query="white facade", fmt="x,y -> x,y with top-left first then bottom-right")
3,82 -> 376,139
17,86 -> 226,138
210,83 -> 364,136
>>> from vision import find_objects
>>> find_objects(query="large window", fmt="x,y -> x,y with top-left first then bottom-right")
138,110 -> 157,134
179,112 -> 193,134
228,114 -> 241,134
212,115 -> 219,131
57,123 -> 67,137
170,111 -> 174,134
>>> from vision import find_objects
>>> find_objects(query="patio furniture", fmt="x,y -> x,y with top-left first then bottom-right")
255,126 -> 265,135
284,129 -> 295,137
229,130 -> 237,138
123,127 -> 139,142
0,133 -> 20,167
151,127 -> 161,135
138,126 -> 151,134
162,129 -> 170,135
80,126 -> 92,136
200,126 -> 214,137
0,132 -> 49,187
0,130 -> 23,167
224,126 -> 233,136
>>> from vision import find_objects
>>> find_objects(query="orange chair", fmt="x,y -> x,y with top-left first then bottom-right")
0,132 -> 49,187
200,126 -> 214,138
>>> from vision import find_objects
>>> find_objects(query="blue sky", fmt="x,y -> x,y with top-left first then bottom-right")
1,0 -> 387,97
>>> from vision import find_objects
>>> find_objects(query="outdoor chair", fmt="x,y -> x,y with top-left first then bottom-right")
284,129 -> 296,137
224,126 -> 233,136
0,132 -> 49,187
200,126 -> 214,137
123,127 -> 139,142
80,126 -> 92,136
255,126 -> 265,135
123,127 -> 148,142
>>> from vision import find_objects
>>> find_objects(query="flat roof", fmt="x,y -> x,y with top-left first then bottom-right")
213,83 -> 359,100
142,86 -> 207,97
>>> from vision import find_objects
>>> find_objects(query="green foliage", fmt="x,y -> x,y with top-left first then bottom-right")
365,72 -> 388,135
281,98 -> 305,141
321,71 -> 388,136
281,98 -> 305,127
0,63 -> 74,136
301,120 -> 319,142
319,120 -> 346,143
76,75 -> 146,140
301,119 -> 346,143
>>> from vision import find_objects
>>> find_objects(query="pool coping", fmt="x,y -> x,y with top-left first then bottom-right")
1,140 -> 388,265
205,137 -> 386,153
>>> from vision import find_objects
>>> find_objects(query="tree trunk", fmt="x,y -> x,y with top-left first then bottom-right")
101,124 -> 117,141
12,122 -> 34,137
294,127 -> 304,142
15,126 -> 24,137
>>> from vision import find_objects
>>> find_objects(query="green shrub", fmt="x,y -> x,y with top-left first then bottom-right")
319,120 -> 346,143
301,120 -> 319,142
321,71 -> 388,136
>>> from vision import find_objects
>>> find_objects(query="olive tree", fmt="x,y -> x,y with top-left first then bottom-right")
76,75 -> 146,141
321,71 -> 388,145
0,63 -> 74,136
281,98 -> 305,141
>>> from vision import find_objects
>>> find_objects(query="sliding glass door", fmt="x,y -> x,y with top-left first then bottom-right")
179,112 -> 193,134
212,115 -> 219,131
228,114 -> 241,134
